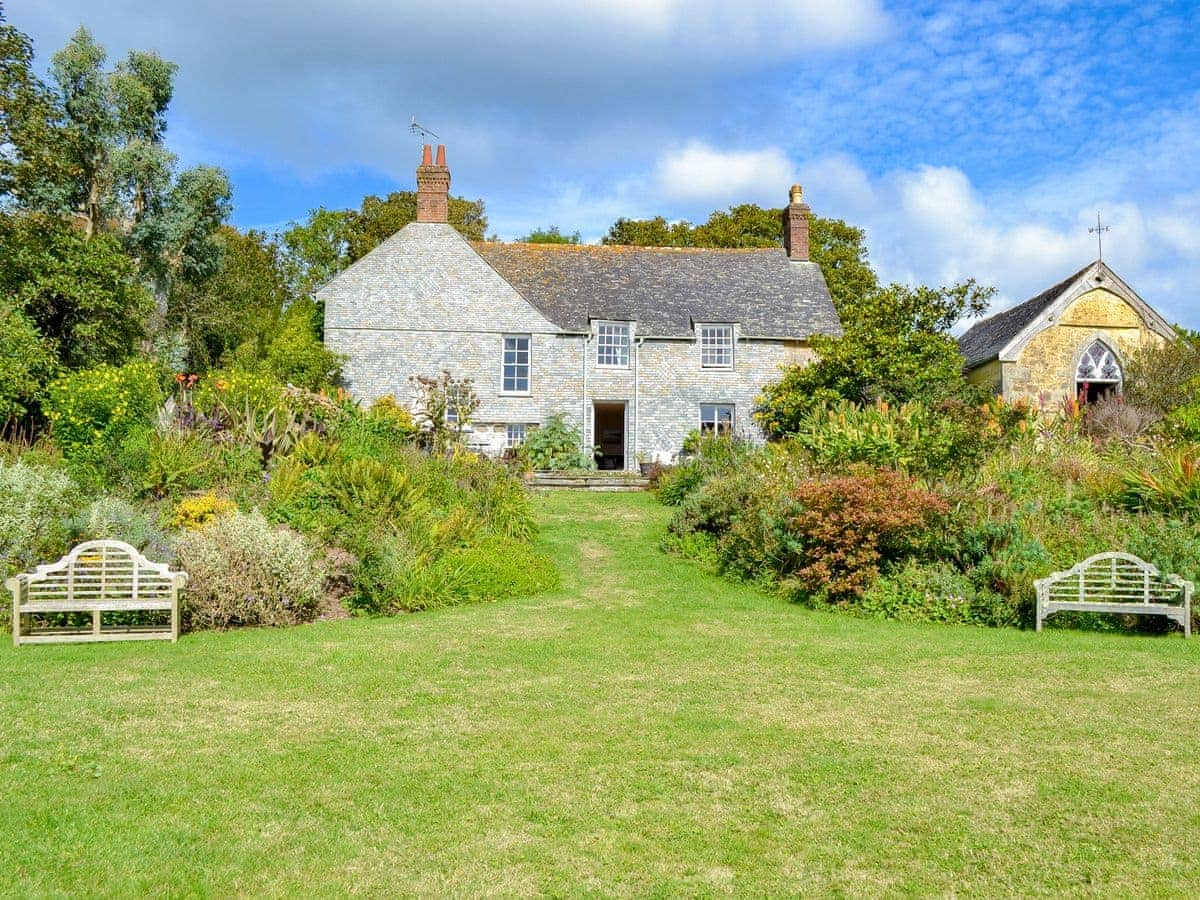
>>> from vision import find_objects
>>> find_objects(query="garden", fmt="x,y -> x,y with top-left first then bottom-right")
653,330 -> 1200,635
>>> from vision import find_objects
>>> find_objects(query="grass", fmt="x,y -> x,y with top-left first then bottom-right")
2,491 -> 1199,896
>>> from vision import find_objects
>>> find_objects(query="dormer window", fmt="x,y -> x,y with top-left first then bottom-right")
699,325 -> 734,369
596,322 -> 631,368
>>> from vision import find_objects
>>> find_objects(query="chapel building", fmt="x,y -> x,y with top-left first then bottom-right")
958,260 -> 1175,405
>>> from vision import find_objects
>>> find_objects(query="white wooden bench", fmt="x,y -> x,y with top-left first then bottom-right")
1035,552 -> 1192,637
7,540 -> 187,646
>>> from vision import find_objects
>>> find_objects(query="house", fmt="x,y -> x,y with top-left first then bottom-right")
958,259 -> 1174,405
320,145 -> 840,468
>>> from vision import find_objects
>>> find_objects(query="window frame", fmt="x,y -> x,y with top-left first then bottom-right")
595,321 -> 632,369
698,403 -> 735,435
500,334 -> 532,395
698,324 -> 735,369
505,423 -> 527,448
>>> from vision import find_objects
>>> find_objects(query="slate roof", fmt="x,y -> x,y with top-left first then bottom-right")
957,261 -> 1096,368
472,241 -> 841,339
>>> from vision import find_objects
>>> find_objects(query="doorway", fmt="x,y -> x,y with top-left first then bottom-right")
593,402 -> 626,470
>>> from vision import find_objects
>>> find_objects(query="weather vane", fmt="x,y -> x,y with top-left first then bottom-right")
1089,211 -> 1110,260
410,116 -> 440,141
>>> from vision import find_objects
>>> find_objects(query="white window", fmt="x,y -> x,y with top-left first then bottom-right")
699,325 -> 734,368
506,423 -> 527,448
1076,339 -> 1123,402
596,322 -> 630,367
502,335 -> 531,393
699,404 -> 735,435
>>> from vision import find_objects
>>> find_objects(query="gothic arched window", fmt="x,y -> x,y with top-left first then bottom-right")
1075,340 -> 1122,403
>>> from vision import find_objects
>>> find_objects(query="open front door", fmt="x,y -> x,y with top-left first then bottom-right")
593,402 -> 626,470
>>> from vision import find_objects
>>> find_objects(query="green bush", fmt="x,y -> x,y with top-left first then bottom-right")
859,560 -> 1017,627
144,431 -> 215,498
0,460 -> 78,576
194,368 -> 284,416
0,300 -> 57,423
262,299 -> 344,390
352,533 -> 556,613
43,359 -> 164,458
786,397 -> 1029,479
656,433 -> 754,506
521,413 -> 592,471
174,510 -> 325,630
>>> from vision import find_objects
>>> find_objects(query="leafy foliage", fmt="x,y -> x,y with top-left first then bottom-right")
757,280 -> 994,436
518,225 -> 580,244
175,509 -> 325,630
43,359 -> 163,458
0,213 -> 154,369
520,413 -> 592,471
0,459 -> 77,576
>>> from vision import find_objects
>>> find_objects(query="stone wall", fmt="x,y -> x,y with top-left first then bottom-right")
1001,287 -> 1166,404
327,321 -> 812,467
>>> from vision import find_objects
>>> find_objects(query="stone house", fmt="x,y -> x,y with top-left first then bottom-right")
321,145 -> 840,469
958,259 -> 1175,406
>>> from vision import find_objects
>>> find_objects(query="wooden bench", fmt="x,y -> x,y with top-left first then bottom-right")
1035,552 -> 1192,637
7,540 -> 187,646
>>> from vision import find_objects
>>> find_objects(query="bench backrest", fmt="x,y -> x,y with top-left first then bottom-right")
6,539 -> 186,605
1035,552 -> 1190,606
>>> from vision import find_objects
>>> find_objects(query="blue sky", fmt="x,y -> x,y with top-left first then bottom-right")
12,0 -> 1200,327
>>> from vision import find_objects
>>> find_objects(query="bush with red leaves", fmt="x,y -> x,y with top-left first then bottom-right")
784,468 -> 949,602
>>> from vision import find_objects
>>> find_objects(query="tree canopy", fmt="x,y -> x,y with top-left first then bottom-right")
517,225 -> 580,244
755,279 -> 995,437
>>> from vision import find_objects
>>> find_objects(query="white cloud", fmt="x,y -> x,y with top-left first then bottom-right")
655,142 -> 794,205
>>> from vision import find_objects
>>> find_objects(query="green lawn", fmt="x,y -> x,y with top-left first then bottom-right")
2,492 -> 1198,896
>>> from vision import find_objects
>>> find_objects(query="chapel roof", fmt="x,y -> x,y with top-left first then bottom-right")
957,260 -> 1106,368
471,240 -> 841,339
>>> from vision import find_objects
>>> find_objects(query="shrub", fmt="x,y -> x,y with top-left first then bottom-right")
1081,396 -> 1159,445
521,413 -> 592,471
43,359 -> 164,458
194,368 -> 284,415
786,397 -> 1029,479
0,460 -> 78,576
366,395 -> 418,442
329,458 -> 427,524
69,496 -> 173,563
144,432 -> 215,498
175,510 -> 324,630
262,299 -> 344,390
656,433 -> 753,506
859,560 -> 1017,627
1163,403 -> 1200,444
171,493 -> 237,529
781,468 -> 950,602
433,536 -> 558,604
1118,447 -> 1200,517
0,300 -> 57,423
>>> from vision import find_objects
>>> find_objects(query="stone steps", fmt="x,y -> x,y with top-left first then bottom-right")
527,472 -> 650,492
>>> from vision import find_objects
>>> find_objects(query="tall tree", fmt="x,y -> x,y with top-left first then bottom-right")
0,212 -> 153,369
0,6 -> 71,211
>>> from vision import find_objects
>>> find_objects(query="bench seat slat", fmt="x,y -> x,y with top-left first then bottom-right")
19,600 -> 174,613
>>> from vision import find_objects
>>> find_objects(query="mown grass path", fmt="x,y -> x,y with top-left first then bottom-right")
2,491 -> 1198,896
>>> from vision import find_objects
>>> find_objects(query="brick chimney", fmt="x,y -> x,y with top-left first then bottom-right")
782,184 -> 810,261
416,143 -> 450,223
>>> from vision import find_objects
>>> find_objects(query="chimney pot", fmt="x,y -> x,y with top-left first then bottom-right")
435,144 -> 446,167
421,144 -> 432,166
